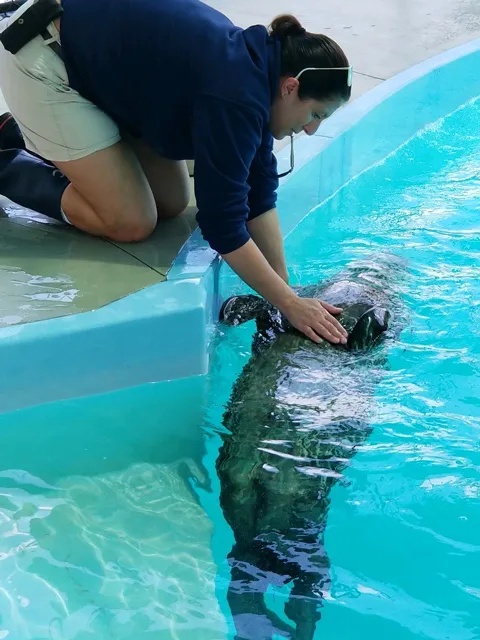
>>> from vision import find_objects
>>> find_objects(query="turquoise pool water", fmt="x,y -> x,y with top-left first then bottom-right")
279,95 -> 480,639
0,94 -> 479,639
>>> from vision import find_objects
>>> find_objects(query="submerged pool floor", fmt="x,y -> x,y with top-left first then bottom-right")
0,96 -> 479,639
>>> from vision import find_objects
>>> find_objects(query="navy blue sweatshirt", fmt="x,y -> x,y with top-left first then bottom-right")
60,0 -> 281,254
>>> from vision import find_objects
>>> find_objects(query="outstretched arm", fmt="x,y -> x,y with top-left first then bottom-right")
192,96 -> 347,344
247,208 -> 289,283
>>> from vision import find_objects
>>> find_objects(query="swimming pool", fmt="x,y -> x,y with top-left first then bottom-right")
1,54 -> 479,640
209,91 -> 480,639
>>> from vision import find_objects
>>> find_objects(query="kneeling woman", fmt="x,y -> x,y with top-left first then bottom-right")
0,0 -> 352,344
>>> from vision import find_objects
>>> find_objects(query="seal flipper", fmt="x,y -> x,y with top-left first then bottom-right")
227,543 -> 296,640
219,294 -> 284,338
219,294 -> 272,326
347,305 -> 390,351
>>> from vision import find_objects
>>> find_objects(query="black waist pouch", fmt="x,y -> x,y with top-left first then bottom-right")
0,0 -> 63,54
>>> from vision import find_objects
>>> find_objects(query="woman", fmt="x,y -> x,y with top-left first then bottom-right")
0,0 -> 352,344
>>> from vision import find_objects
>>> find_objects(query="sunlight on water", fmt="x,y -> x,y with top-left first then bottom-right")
0,378 -> 227,639
287,96 -> 480,640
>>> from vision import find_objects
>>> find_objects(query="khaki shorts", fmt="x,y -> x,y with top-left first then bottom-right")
0,0 -> 121,162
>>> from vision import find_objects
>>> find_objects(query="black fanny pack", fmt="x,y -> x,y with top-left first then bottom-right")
0,0 -> 63,55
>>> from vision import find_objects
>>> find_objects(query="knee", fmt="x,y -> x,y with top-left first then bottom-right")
105,217 -> 157,242
157,187 -> 190,219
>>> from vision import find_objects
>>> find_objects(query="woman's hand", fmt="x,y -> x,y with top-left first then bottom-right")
281,297 -> 348,344
221,239 -> 348,344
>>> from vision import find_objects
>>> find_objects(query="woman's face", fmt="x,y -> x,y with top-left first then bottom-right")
270,76 -> 344,140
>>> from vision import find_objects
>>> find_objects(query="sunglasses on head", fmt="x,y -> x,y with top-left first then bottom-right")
277,65 -> 353,179
294,65 -> 353,86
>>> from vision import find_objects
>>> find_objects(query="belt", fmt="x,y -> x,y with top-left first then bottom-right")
41,26 -> 62,59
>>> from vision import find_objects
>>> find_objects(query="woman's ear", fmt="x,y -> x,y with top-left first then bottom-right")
280,76 -> 299,99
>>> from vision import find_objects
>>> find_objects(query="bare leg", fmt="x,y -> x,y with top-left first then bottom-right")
56,138 -> 190,241
125,134 -> 191,219
55,140 -> 158,242
0,113 -> 190,239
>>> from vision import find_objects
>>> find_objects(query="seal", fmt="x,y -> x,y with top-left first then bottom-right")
216,251 -> 407,640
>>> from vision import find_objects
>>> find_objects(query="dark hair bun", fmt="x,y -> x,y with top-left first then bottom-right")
269,14 -> 306,39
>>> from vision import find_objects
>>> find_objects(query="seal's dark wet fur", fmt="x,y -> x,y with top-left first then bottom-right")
216,253 -> 407,640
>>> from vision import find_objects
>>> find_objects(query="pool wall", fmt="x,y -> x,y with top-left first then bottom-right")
1,38 -> 479,413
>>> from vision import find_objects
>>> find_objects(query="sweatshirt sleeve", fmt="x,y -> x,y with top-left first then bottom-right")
247,127 -> 279,221
192,94 -> 263,255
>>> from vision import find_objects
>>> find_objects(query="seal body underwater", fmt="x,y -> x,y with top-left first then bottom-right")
216,252 -> 407,640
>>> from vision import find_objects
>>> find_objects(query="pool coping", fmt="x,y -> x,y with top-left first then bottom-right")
1,37 -> 479,413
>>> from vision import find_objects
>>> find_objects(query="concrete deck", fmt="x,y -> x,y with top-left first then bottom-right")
215,0 -> 480,99
0,0 -> 479,326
